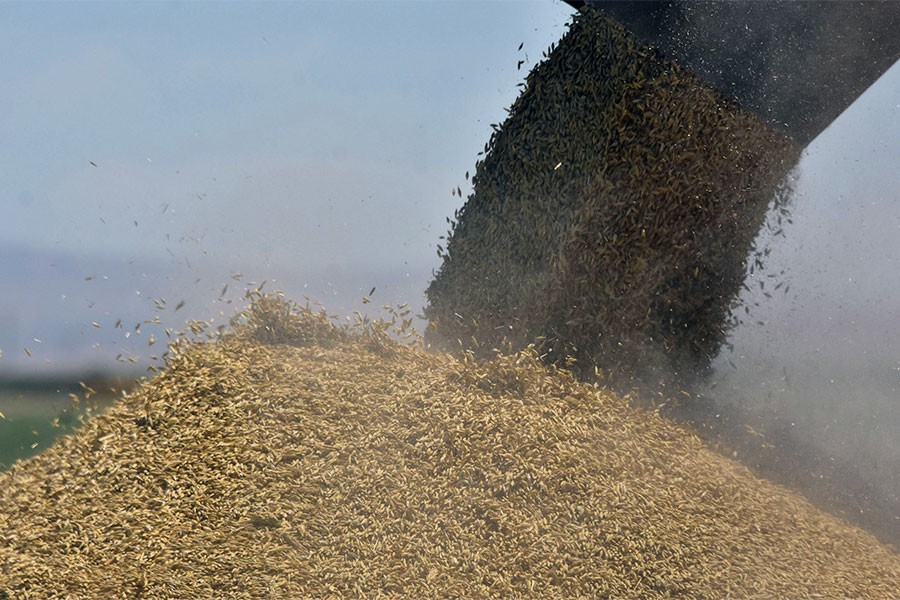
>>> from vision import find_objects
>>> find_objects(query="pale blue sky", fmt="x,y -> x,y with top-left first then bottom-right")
0,0 -> 574,375
1,1 -> 572,272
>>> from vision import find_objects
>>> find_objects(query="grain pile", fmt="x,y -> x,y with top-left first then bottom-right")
1,296 -> 899,598
425,9 -> 801,388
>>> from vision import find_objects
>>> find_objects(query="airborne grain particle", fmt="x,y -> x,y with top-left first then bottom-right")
78,381 -> 96,398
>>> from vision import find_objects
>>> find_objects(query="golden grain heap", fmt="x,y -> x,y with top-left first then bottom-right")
425,9 -> 800,388
1,297 -> 899,598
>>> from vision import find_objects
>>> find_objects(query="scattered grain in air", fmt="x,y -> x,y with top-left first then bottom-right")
24,347 -> 31,357
92,322 -> 101,328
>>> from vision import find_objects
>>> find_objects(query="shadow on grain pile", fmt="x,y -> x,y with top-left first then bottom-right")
1,295 -> 899,598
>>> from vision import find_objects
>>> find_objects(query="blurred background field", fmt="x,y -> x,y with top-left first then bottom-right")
0,380 -> 119,470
